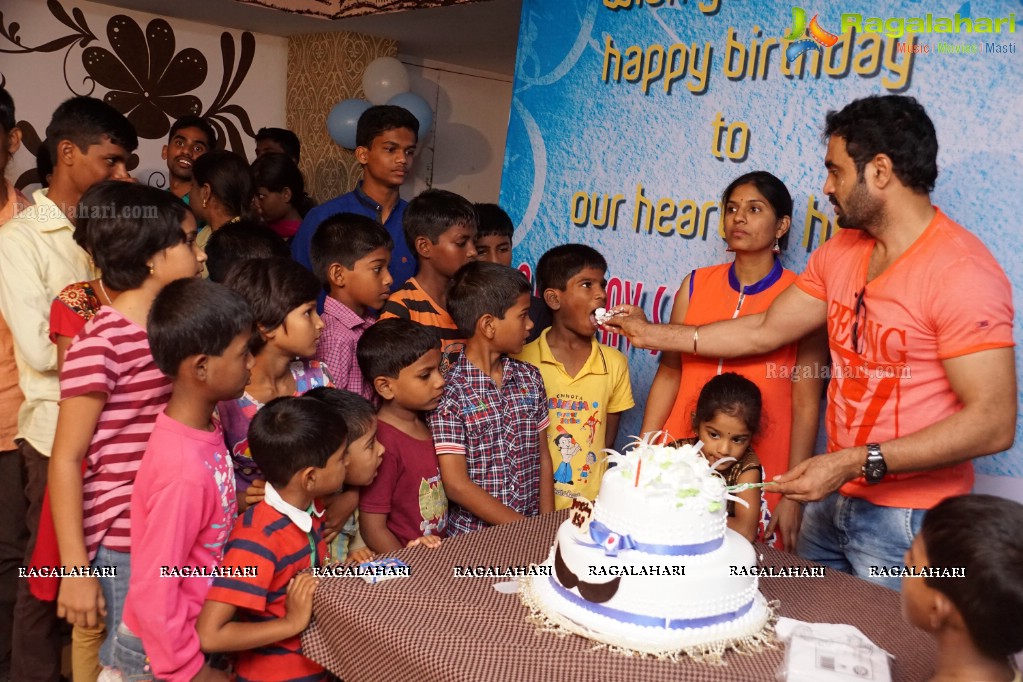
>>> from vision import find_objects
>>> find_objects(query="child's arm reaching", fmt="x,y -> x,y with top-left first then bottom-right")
360,512 -> 403,553
728,466 -> 763,543
439,454 -> 525,525
197,573 -> 318,653
321,489 -> 359,545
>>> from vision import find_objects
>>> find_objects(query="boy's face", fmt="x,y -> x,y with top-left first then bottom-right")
475,235 -> 513,267
900,534 -> 937,630
343,417 -> 385,487
383,347 -> 445,412
548,266 -> 607,337
339,246 -> 393,312
204,331 -> 255,401
255,138 -> 286,158
269,301 -> 323,358
162,126 -> 210,182
313,443 -> 348,496
254,186 -> 291,223
66,136 -> 131,195
425,222 -> 478,278
357,128 -> 417,189
491,292 -> 533,355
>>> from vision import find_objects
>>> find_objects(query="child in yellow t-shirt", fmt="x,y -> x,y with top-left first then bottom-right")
515,244 -> 634,509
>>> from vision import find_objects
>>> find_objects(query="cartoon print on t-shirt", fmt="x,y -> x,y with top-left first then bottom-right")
553,427 -> 581,485
418,473 -> 448,535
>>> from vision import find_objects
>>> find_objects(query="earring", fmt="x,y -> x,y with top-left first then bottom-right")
147,263 -> 155,275
772,238 -> 781,254
202,198 -> 208,209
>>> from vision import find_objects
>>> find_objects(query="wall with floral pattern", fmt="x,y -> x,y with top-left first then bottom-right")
1,0 -> 287,194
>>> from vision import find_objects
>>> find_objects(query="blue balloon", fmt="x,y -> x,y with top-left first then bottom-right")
327,98 -> 372,148
387,92 -> 433,137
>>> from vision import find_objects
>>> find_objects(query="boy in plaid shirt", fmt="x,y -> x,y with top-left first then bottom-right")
428,262 -> 554,535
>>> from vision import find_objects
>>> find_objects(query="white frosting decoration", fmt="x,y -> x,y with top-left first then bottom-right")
529,436 -> 773,653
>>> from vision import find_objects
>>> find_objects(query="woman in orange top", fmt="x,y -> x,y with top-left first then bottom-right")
643,171 -> 828,549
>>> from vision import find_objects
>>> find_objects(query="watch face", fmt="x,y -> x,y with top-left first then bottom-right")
864,456 -> 887,483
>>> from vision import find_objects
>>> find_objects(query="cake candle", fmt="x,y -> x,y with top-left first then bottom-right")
634,458 -> 642,487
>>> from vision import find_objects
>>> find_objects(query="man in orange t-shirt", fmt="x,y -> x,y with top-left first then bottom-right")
608,95 -> 1015,589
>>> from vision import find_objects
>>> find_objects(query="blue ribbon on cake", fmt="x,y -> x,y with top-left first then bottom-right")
585,520 -> 724,557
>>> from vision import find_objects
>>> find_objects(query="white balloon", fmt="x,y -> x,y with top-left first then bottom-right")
362,57 -> 410,105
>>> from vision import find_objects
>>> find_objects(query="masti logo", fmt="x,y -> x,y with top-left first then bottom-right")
783,7 -> 838,59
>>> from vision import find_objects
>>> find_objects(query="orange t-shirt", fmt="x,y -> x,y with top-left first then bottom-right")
663,260 -> 798,519
795,208 -> 1014,509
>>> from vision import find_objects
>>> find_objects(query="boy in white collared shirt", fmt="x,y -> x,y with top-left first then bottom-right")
198,395 -> 351,682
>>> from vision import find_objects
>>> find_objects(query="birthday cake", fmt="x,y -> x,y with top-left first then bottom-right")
523,437 -> 774,659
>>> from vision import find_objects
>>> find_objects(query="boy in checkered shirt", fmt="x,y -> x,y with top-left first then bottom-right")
428,262 -> 554,535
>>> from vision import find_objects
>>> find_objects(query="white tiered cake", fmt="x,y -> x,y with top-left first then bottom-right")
524,438 -> 775,658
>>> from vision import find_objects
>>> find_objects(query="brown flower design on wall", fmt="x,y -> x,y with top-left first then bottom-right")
82,16 -> 207,140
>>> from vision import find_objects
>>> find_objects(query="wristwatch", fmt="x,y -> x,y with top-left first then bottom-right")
862,443 -> 887,484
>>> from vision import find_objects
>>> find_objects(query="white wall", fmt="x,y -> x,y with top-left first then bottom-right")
400,56 -> 513,204
1,0 -> 287,193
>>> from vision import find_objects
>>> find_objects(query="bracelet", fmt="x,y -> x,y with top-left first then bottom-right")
692,326 -> 700,354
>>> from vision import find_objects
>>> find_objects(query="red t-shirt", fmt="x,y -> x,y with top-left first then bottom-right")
795,208 -> 1014,508
359,421 -> 448,546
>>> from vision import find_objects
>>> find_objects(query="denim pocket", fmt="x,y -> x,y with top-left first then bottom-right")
111,625 -> 154,682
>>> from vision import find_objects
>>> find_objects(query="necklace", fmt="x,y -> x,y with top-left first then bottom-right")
97,279 -> 111,305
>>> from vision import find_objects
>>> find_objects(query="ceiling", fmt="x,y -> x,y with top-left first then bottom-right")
95,0 -> 523,75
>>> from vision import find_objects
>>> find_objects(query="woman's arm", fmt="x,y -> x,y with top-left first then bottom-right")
640,275 -> 691,434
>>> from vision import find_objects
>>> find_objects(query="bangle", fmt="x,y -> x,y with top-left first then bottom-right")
692,326 -> 700,354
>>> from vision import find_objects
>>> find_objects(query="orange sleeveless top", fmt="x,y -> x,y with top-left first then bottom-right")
662,260 -> 798,516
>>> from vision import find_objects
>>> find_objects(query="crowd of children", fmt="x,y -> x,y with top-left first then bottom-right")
0,87 -> 1020,682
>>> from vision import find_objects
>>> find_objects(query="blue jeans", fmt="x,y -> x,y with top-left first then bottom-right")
93,546 -> 131,667
111,623 -> 153,681
797,492 -> 925,591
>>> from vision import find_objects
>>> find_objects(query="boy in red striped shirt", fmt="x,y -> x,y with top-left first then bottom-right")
198,395 -> 349,682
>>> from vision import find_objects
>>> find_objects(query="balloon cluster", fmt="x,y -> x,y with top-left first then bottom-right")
326,57 -> 434,149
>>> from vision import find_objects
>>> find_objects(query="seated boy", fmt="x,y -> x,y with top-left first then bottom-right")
115,279 -> 254,682
473,202 -> 550,341
356,318 -> 449,551
428,262 -> 554,535
515,244 -> 634,509
901,494 -> 1023,682
197,395 -> 349,682
311,212 -> 394,400
380,189 -> 478,358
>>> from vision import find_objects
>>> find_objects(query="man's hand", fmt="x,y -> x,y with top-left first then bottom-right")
406,535 -> 442,550
773,448 -> 864,503
56,575 -> 106,627
765,497 -> 804,551
604,305 -> 651,348
282,573 -> 319,632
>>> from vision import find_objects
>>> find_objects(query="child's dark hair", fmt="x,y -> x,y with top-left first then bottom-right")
168,115 -> 217,149
148,279 -> 254,376
75,181 -> 189,291
535,244 -> 608,292
403,189 -> 478,257
205,220 -> 289,283
310,212 -> 393,288
356,318 -> 439,383
255,127 -> 301,163
447,261 -> 530,334
304,387 -> 376,444
692,373 -> 762,436
248,396 -> 348,489
36,142 -> 53,188
223,257 -> 321,354
355,105 -> 419,149
251,152 -> 308,215
0,86 -> 14,134
191,150 -> 255,221
474,203 -> 514,239
918,494 -> 1023,659
46,96 -> 138,161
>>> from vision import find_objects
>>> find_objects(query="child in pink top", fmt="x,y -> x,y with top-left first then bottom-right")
48,183 -> 206,675
116,278 -> 255,682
